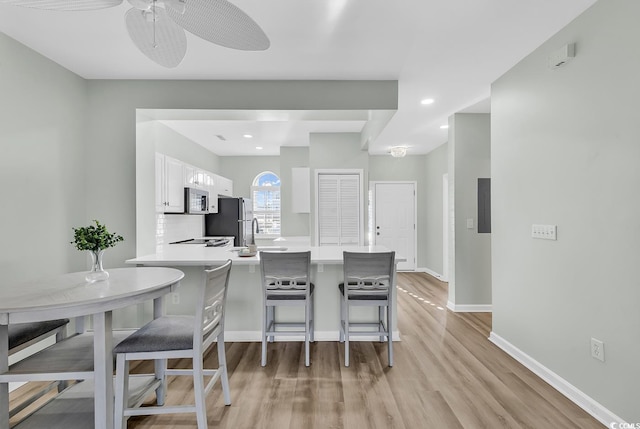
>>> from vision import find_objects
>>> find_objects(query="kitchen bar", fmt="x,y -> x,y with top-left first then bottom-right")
127,244 -> 405,341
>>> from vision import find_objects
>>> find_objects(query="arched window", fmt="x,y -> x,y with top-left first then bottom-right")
251,171 -> 281,236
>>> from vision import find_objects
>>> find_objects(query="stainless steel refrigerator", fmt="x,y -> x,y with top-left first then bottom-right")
205,197 -> 252,246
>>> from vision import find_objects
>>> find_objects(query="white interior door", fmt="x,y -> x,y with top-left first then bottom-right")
374,182 -> 416,271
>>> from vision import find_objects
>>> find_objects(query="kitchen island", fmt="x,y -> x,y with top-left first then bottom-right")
127,245 -> 404,341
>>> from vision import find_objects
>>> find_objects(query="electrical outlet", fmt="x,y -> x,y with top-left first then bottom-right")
171,292 -> 180,305
591,338 -> 605,362
317,264 -> 324,273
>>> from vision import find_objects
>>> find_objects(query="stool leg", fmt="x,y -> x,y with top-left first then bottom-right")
339,294 -> 345,343
305,298 -> 310,367
387,303 -> 393,367
344,300 -> 350,367
154,358 -> 167,405
310,292 -> 315,343
379,306 -> 385,342
114,355 -> 128,429
262,302 -> 268,366
193,353 -> 207,429
217,334 -> 232,405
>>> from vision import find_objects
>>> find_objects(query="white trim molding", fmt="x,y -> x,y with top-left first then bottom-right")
447,301 -> 492,312
489,332 -> 627,428
417,267 -> 446,281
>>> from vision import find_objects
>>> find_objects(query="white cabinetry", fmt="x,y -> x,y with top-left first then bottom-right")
156,154 -> 232,214
215,174 -> 233,197
183,164 -> 207,189
183,164 -> 195,188
204,172 -> 219,213
156,154 -> 184,213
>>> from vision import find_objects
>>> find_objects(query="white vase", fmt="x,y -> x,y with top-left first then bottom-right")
86,249 -> 109,283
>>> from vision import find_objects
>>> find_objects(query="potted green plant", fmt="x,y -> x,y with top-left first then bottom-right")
71,220 -> 124,282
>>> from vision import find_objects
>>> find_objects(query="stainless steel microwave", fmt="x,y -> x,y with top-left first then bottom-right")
184,188 -> 209,214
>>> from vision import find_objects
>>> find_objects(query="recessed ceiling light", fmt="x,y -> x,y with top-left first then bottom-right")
243,134 -> 253,138
421,98 -> 435,105
440,124 -> 449,129
256,146 -> 263,150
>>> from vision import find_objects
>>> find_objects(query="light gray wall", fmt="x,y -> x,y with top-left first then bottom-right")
218,156 -> 280,198
84,81 -> 397,265
0,33 -> 88,283
369,154 -> 427,267
280,146 -> 310,237
423,143 -> 448,276
309,133 -> 369,246
448,113 -> 491,307
492,0 -> 639,421
155,122 -> 220,172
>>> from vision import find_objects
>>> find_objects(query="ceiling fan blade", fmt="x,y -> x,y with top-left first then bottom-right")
0,0 -> 122,11
125,6 -> 187,68
165,0 -> 269,51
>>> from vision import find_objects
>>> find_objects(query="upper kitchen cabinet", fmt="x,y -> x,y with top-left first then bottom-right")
157,155 -> 232,213
156,153 -> 184,213
204,172 -> 218,213
183,164 -> 207,189
215,174 -> 233,197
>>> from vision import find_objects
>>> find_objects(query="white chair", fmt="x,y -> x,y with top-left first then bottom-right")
339,251 -> 395,367
260,251 -> 314,367
113,260 -> 233,429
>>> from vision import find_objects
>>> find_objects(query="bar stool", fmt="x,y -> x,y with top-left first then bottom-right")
339,251 -> 395,367
260,251 -> 314,367
113,260 -> 232,429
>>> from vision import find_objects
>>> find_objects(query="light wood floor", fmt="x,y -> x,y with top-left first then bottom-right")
10,273 -> 604,428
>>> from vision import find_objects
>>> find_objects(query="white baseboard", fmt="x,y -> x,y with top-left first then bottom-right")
225,330 -> 401,342
489,332 -> 627,427
9,381 -> 26,393
446,301 -> 492,312
416,267 -> 446,281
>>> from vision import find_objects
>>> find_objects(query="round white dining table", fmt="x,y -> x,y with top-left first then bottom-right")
0,267 -> 184,429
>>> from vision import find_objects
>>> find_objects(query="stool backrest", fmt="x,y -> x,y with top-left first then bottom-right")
200,260 -> 232,346
260,251 -> 312,297
343,251 -> 395,295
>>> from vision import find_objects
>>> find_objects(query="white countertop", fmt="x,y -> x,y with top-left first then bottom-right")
126,245 -> 405,266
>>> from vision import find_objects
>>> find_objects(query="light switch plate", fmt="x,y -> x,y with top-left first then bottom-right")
531,224 -> 557,240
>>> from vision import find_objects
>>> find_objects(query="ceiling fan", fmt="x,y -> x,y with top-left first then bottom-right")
0,0 -> 270,68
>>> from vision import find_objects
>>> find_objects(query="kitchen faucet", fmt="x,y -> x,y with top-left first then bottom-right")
250,218 -> 260,245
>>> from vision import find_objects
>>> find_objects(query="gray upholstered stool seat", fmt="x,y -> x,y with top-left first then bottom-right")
338,283 -> 387,300
8,319 -> 69,350
113,316 -> 195,354
266,283 -> 314,301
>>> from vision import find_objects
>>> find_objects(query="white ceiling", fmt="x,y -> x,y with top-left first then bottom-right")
0,0 -> 597,156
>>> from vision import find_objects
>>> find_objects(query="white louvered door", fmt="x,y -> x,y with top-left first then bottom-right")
318,173 -> 361,246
